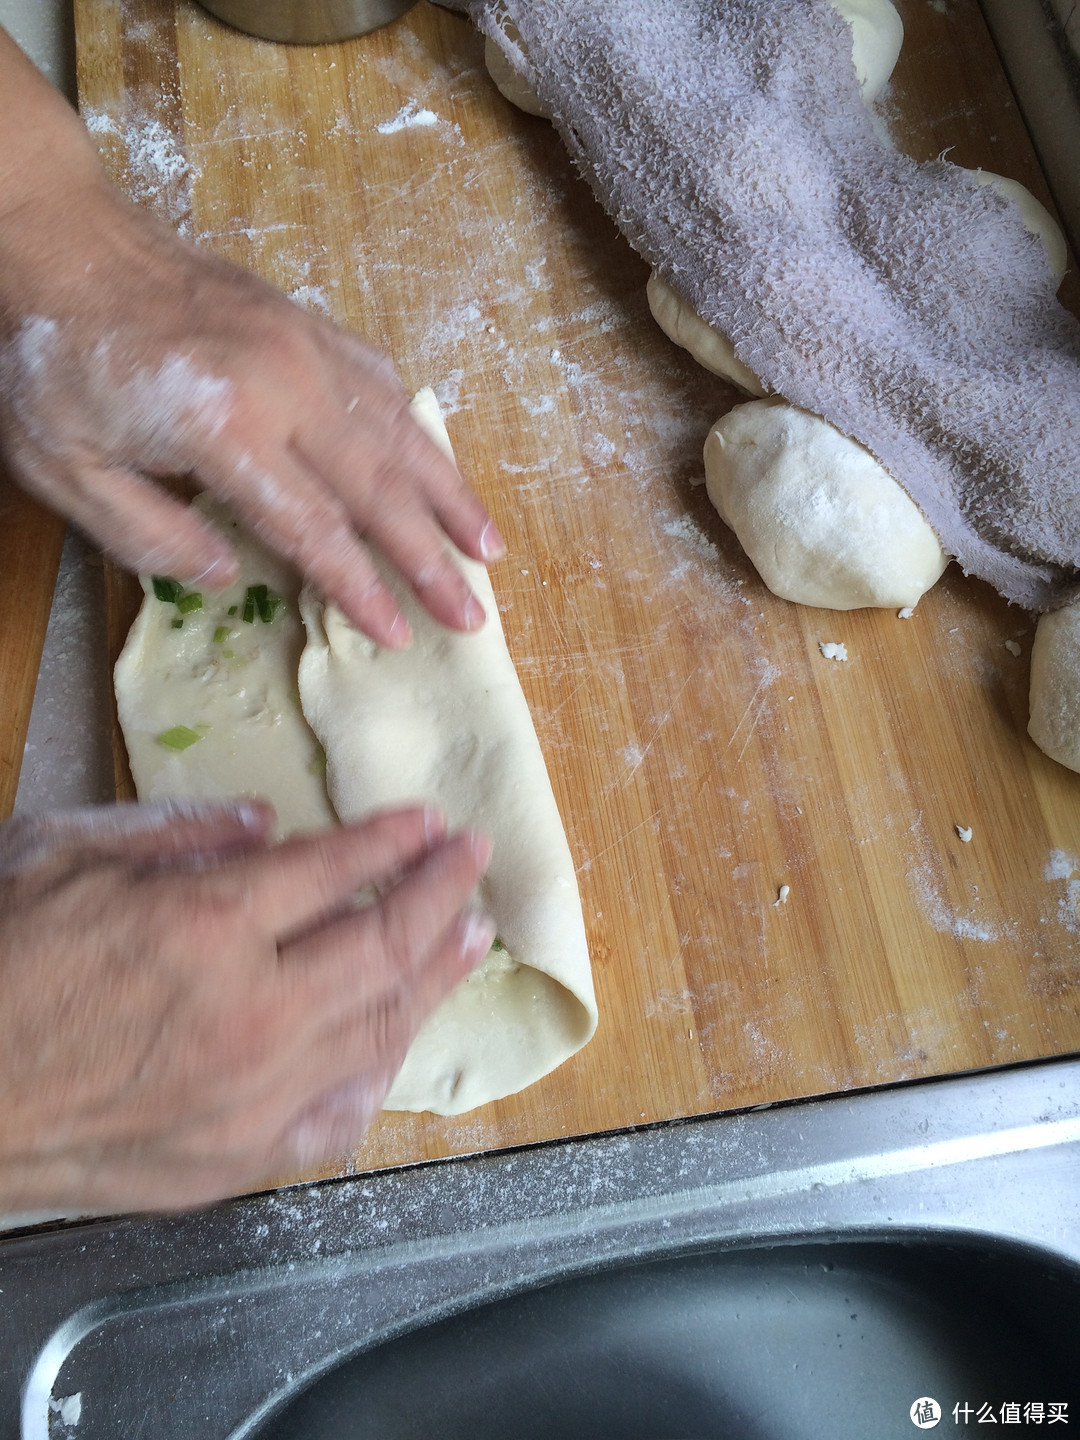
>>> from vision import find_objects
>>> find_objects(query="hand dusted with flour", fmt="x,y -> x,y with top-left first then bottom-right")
456,0 -> 1080,610
0,27 -> 502,647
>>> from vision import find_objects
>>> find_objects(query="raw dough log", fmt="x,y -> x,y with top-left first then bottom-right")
970,169 -> 1068,286
703,397 -> 948,610
648,171 -> 1065,395
116,392 -> 598,1117
832,0 -> 904,108
646,272 -> 767,396
1028,604 -> 1080,773
114,500 -> 334,838
298,390 -> 598,1114
484,23 -> 549,118
485,0 -> 902,118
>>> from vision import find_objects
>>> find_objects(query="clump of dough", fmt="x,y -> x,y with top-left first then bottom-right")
484,24 -> 550,118
832,0 -> 904,108
703,398 -> 949,610
646,273 -> 767,396
1028,604 -> 1080,773
968,169 -> 1068,286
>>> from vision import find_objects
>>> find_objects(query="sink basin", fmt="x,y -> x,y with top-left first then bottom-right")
253,1238 -> 1077,1440
2,1057 -> 1078,1439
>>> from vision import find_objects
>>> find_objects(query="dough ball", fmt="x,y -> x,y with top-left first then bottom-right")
703,397 -> 949,610
968,168 -> 1069,286
646,272 -> 767,396
832,0 -> 904,107
1028,605 -> 1080,773
484,31 -> 549,118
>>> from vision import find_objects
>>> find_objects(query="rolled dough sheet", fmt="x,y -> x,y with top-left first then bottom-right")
114,498 -> 334,838
299,389 -> 598,1114
114,391 -> 598,1116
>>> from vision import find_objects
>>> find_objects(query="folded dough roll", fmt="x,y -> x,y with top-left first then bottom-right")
298,390 -> 598,1114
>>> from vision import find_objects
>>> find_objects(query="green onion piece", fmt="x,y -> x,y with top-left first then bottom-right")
213,625 -> 230,644
152,576 -> 184,604
177,591 -> 203,614
491,937 -> 505,952
222,648 -> 235,659
242,592 -> 256,624
171,618 -> 184,630
257,588 -> 284,624
227,605 -> 238,617
156,725 -> 202,751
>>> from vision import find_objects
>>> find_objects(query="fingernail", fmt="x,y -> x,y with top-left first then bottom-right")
479,521 -> 506,561
422,805 -> 447,845
460,909 -> 497,961
231,800 -> 271,830
190,554 -> 238,588
463,594 -> 486,631
387,612 -> 412,649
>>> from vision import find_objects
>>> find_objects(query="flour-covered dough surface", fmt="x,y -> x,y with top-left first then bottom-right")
299,390 -> 597,1114
704,398 -> 948,610
116,391 -> 597,1117
115,498 -> 334,838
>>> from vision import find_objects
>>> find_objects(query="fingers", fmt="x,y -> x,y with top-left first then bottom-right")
284,827 -> 495,993
0,799 -> 274,876
208,445 -> 414,649
277,838 -> 496,1171
294,398 -> 505,634
221,807 -> 451,939
21,460 -> 239,590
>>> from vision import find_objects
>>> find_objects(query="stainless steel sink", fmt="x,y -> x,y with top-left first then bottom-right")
3,1057 -> 1078,1439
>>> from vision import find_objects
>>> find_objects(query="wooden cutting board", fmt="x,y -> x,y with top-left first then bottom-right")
0,470 -> 65,819
74,0 -> 1080,1181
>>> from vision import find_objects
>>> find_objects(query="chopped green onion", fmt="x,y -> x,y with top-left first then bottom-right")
242,593 -> 256,623
213,625 -> 230,644
171,618 -> 184,630
491,937 -> 505,952
177,591 -> 203,614
156,725 -> 203,751
222,648 -> 235,659
257,588 -> 284,623
227,605 -> 238,616
152,576 -> 184,604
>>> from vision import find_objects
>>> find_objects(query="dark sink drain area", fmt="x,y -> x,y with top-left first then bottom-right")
254,1239 -> 1078,1440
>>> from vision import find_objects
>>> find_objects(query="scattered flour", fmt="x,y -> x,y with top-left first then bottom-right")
83,107 -> 197,231
907,862 -> 999,942
49,1394 -> 82,1426
1044,849 -> 1077,881
376,102 -> 440,133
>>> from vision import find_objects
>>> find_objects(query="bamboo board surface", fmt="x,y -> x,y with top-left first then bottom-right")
0,471 -> 65,819
75,0 -> 1080,1180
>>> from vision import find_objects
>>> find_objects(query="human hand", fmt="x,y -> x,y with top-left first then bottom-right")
0,31 -> 504,647
0,800 -> 494,1212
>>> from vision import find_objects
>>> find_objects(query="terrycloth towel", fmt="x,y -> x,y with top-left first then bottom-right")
441,0 -> 1080,611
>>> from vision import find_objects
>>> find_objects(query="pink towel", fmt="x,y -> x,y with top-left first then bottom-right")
442,0 -> 1080,610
